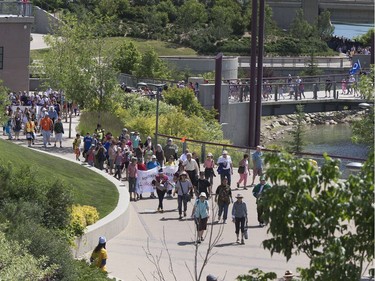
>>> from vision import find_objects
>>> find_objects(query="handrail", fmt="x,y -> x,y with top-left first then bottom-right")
156,133 -> 367,162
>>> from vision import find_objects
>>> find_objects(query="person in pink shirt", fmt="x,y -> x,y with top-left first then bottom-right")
128,157 -> 138,201
237,154 -> 250,190
203,153 -> 215,186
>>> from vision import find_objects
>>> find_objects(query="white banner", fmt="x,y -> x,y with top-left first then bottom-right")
136,166 -> 178,194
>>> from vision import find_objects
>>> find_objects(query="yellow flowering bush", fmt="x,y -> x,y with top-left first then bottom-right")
69,205 -> 99,237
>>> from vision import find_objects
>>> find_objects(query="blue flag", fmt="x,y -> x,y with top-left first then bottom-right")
349,60 -> 361,75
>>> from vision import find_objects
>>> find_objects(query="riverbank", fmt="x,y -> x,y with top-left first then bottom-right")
261,109 -> 364,146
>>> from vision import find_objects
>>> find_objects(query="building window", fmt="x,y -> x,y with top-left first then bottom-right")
0,47 -> 3,69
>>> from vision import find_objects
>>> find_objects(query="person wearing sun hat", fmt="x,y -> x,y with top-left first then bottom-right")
232,193 -> 248,244
173,171 -> 193,219
217,150 -> 233,186
90,236 -> 108,272
191,192 -> 210,243
283,270 -> 294,280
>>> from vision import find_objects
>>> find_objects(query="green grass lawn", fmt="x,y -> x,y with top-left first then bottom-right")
0,139 -> 118,218
30,36 -> 197,61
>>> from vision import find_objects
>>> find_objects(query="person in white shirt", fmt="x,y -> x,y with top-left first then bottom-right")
217,150 -> 233,187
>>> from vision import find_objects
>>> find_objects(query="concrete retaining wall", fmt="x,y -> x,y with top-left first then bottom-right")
161,56 -> 238,80
72,165 -> 130,258
33,6 -> 59,34
31,149 -> 131,258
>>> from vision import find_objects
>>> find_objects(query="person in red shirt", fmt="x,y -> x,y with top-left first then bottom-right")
136,158 -> 147,200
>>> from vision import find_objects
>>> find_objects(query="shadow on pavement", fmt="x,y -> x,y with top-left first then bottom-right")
177,241 -> 196,246
214,242 -> 238,248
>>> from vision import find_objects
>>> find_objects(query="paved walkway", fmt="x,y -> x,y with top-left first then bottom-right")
1,116 -> 309,281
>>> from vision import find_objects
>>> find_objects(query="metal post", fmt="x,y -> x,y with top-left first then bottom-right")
255,0 -> 265,146
274,85 -> 278,102
201,143 -> 206,164
68,113 -> 72,138
214,53 -> 223,122
155,90 -> 160,145
249,0 -> 258,147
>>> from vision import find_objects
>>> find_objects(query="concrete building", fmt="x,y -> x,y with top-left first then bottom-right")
0,2 -> 33,92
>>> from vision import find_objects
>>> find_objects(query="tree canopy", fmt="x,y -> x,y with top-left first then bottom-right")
260,152 -> 374,280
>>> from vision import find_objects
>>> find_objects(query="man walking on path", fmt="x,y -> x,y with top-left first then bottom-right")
217,150 -> 233,186
53,117 -> 64,148
40,113 -> 53,148
252,176 -> 271,227
215,177 -> 233,224
251,146 -> 263,186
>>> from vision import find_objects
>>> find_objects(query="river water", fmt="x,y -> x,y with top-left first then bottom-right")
275,123 -> 370,178
333,22 -> 374,39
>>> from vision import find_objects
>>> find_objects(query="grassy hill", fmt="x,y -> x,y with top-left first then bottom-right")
0,139 -> 118,218
30,36 -> 197,61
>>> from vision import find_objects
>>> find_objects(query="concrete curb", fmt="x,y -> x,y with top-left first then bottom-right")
25,148 -> 130,259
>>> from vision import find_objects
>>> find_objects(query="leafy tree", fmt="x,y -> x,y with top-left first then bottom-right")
237,268 -> 277,281
290,9 -> 314,40
299,51 -> 323,76
113,42 -> 141,74
286,104 -> 305,153
260,152 -> 374,281
156,0 -> 177,22
176,0 -> 207,32
351,66 -> 374,149
135,48 -> 171,79
0,80 -> 9,124
316,10 -> 334,40
208,6 -> 235,40
354,28 -> 374,46
0,230 -> 57,280
43,14 -> 119,119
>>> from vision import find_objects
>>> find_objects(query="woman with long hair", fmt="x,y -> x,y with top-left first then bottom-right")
90,236 -> 108,272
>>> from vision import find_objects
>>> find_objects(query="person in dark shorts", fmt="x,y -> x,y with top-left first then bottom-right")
191,192 -> 210,244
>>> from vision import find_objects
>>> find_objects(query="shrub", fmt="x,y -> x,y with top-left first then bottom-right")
69,205 -> 100,237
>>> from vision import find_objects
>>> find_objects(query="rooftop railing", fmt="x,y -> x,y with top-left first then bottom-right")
0,1 -> 33,17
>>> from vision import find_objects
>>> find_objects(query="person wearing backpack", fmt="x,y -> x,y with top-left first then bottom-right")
215,177 -> 233,224
191,192 -> 210,244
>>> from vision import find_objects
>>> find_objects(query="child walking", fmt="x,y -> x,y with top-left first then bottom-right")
73,133 -> 81,161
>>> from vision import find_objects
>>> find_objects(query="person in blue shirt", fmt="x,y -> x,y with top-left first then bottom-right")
251,145 -> 263,186
83,132 -> 93,161
191,192 -> 210,244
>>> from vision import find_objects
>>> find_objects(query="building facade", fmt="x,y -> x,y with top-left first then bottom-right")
0,2 -> 33,92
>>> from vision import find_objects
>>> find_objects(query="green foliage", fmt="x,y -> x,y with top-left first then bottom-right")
0,163 -> 73,230
135,48 -> 171,79
285,105 -> 305,153
176,0 -> 207,32
0,140 -> 118,218
261,152 -> 374,281
163,87 -> 215,120
290,9 -> 314,40
237,268 -> 277,281
43,14 -> 119,113
316,10 -> 334,40
299,51 -> 324,76
69,205 -> 100,237
0,230 -> 57,280
0,80 -> 10,124
351,66 -> 374,149
354,28 -> 374,46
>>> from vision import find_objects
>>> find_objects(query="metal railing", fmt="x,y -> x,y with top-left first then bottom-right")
238,56 -> 352,68
0,1 -> 33,17
156,133 -> 367,179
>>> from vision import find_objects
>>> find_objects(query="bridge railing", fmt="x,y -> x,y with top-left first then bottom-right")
227,73 -> 365,102
238,56 -> 352,68
155,134 -> 367,180
0,1 -> 33,17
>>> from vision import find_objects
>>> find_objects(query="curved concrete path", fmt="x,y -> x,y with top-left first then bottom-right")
1,116 -> 309,280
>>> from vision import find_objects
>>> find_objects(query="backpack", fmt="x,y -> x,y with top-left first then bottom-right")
218,186 -> 230,204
